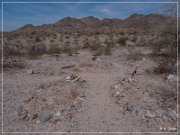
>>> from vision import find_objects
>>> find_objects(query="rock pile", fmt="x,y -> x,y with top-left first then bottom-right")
111,77 -> 177,122
65,74 -> 86,83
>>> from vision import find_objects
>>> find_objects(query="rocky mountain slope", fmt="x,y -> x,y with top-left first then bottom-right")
11,13 -> 168,34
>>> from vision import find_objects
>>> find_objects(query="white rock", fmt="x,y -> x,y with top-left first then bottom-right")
145,110 -> 156,118
113,84 -> 121,89
54,111 -> 61,117
27,70 -> 34,75
167,74 -> 177,82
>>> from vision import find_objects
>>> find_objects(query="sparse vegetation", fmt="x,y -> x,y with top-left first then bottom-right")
26,42 -> 47,56
127,47 -> 143,61
48,44 -> 61,54
117,36 -> 126,46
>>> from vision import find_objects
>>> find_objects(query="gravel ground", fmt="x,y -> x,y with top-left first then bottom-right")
1,48 -> 179,134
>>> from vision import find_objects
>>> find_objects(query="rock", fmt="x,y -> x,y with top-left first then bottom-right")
92,56 -> 97,61
136,108 -> 146,118
79,92 -> 85,98
77,97 -> 85,101
17,105 -> 23,115
52,111 -> 62,124
66,74 -> 78,81
78,78 -> 86,83
53,117 -> 61,124
114,92 -> 123,100
17,105 -> 28,120
66,76 -> 72,81
122,77 -> 129,82
40,111 -> 52,123
167,74 -> 177,82
166,108 -> 177,121
31,113 -> 38,120
61,64 -> 75,69
126,102 -> 134,112
116,100 -> 121,105
26,113 -> 38,122
54,111 -> 61,117
145,110 -> 156,118
113,84 -> 121,89
27,70 -> 34,75
36,120 -> 40,124
24,91 -> 36,102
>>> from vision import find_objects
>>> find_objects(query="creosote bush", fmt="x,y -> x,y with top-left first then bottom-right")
26,43 -> 47,56
3,44 -> 26,69
117,36 -> 126,46
48,44 -> 61,54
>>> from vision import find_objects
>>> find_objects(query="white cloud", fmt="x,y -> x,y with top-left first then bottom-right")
92,4 -> 120,17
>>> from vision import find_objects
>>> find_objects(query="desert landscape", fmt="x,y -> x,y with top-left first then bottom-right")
0,3 -> 179,134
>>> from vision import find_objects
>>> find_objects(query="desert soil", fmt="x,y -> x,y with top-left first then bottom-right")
1,47 -> 179,135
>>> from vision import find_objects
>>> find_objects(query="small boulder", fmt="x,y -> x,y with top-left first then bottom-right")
145,110 -> 156,118
17,105 -> 28,120
39,111 -> 52,123
126,102 -> 134,112
166,108 -> 177,121
27,70 -> 34,75
167,74 -> 177,82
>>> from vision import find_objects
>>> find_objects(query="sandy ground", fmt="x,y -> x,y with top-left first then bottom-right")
1,47 -> 179,134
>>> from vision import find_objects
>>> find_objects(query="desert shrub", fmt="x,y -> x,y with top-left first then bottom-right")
50,39 -> 54,43
82,38 -> 90,49
151,5 -> 178,74
104,38 -> 115,47
95,31 -> 100,35
93,47 -> 104,56
104,45 -> 112,55
3,56 -> 26,69
65,35 -> 70,39
60,35 -> 63,41
120,31 -> 124,36
3,44 -> 26,69
89,40 -> 103,56
4,46 -> 24,57
65,41 -> 70,46
26,43 -> 47,55
35,36 -> 41,42
127,47 -> 143,61
89,40 -> 101,51
48,44 -> 61,54
153,58 -> 175,74
117,36 -> 126,46
61,46 -> 73,56
131,37 -> 137,43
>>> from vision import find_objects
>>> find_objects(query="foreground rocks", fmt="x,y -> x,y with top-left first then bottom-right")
16,75 -> 86,125
111,76 -> 177,124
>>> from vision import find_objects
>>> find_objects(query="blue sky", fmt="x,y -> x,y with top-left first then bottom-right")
0,0 -> 178,31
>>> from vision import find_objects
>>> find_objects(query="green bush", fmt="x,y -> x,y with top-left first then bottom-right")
117,36 -> 126,46
48,44 -> 61,54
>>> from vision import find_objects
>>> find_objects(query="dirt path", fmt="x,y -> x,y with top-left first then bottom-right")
70,68 -> 135,132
